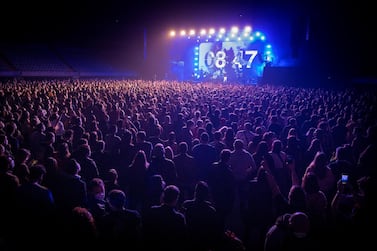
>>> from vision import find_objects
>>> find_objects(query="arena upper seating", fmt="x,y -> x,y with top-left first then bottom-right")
0,43 -> 137,78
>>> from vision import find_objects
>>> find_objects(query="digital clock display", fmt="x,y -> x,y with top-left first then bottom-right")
198,41 -> 266,82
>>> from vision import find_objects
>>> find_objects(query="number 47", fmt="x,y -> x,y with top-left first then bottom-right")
233,50 -> 258,69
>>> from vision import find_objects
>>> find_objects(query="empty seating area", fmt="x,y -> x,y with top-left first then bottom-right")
0,43 -> 136,78
56,47 -> 114,74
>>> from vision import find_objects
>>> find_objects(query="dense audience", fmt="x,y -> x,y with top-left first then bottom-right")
0,78 -> 376,251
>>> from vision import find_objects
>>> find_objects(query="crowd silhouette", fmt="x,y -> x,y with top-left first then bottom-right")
0,78 -> 376,251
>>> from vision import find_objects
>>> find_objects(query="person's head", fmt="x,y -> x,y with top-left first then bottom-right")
107,168 -> 118,183
29,164 -> 46,183
178,141 -> 188,154
302,172 -> 320,194
168,131 -> 176,142
288,117 -> 297,126
57,142 -> 71,157
131,150 -> 148,167
313,151 -> 327,165
220,149 -> 231,163
76,144 -> 91,158
165,146 -> 174,160
64,158 -> 81,176
122,129 -> 133,145
63,129 -> 74,141
186,119 -> 195,129
200,132 -> 210,143
45,131 -> 56,145
194,181 -> 210,202
0,155 -> 14,173
311,152 -> 328,178
88,178 -> 106,200
309,138 -> 321,151
194,110 -> 201,119
149,174 -> 166,193
233,139 -> 244,151
152,143 -> 165,159
161,185 -> 180,206
287,136 -> 298,149
271,139 -> 283,153
94,140 -> 105,153
213,130 -> 223,141
334,146 -> 348,161
225,127 -> 235,140
107,189 -> 126,210
136,130 -> 147,142
15,148 -> 31,164
288,128 -> 297,138
270,115 -> 278,124
244,122 -> 252,131
45,156 -> 58,173
289,212 -> 310,238
255,141 -> 269,155
288,185 -> 307,211
71,206 -> 97,238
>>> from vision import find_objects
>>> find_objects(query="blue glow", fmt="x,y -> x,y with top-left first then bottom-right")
168,26 -> 276,82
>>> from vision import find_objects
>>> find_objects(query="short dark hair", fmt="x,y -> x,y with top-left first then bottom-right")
29,164 -> 46,181
162,185 -> 180,204
108,189 -> 126,209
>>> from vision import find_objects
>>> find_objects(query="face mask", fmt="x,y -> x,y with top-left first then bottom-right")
95,192 -> 105,201
293,232 -> 307,238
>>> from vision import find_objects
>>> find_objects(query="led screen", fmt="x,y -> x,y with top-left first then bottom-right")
198,41 -> 267,82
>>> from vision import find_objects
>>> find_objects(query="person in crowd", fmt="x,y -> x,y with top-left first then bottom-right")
97,189 -> 143,249
245,161 -> 279,251
73,143 -> 100,183
192,132 -> 218,182
210,130 -> 227,160
164,131 -> 179,156
229,138 -> 257,231
143,174 -> 166,213
135,130 -> 153,162
173,141 -> 198,203
0,154 -> 20,244
181,180 -> 222,251
328,145 -> 355,185
303,151 -> 336,200
252,141 -> 274,171
103,168 -> 122,196
208,149 -> 236,231
303,138 -> 321,167
53,158 -> 87,221
356,124 -> 377,179
14,164 -> 57,250
13,147 -> 32,185
147,143 -> 177,186
179,119 -> 195,153
143,185 -> 187,251
269,139 -> 291,197
301,172 -> 329,244
126,150 -> 150,212
86,177 -> 108,221
66,206 -> 99,249
0,78 -> 377,251
264,212 -> 317,251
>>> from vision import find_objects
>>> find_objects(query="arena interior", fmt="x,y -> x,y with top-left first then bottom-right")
0,1 -> 376,251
